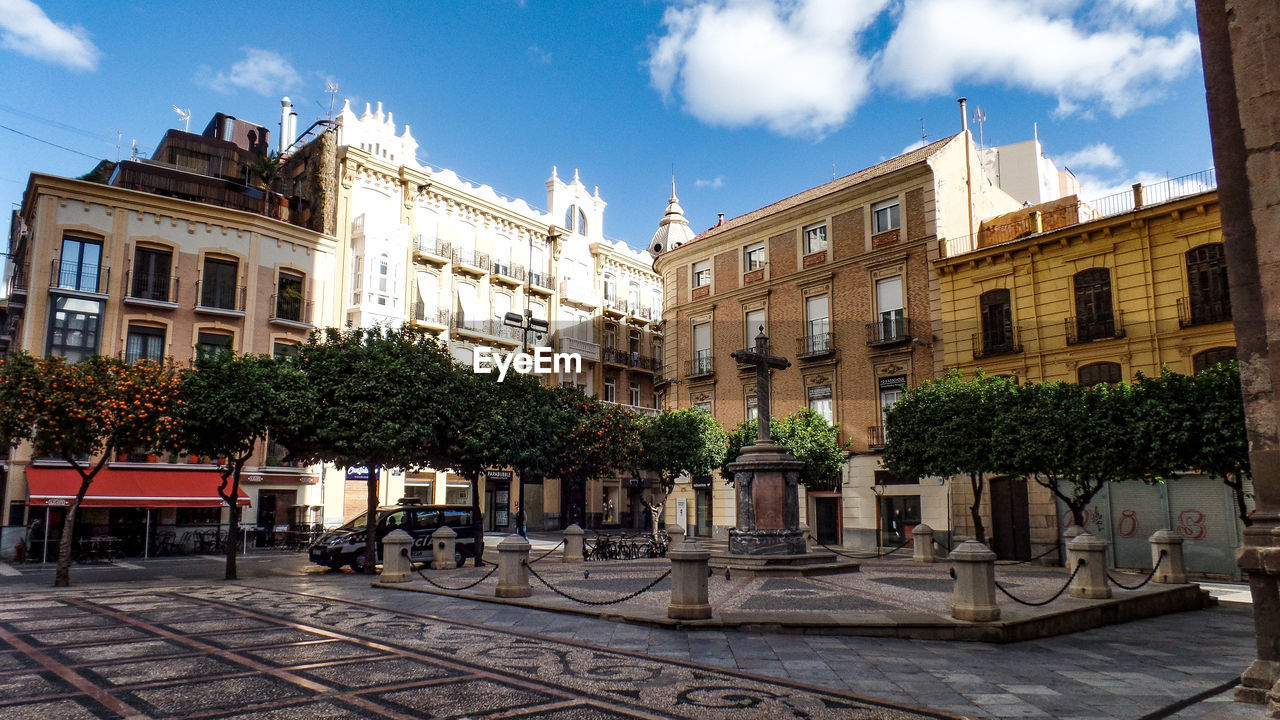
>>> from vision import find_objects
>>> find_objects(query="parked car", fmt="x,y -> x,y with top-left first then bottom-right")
308,499 -> 476,572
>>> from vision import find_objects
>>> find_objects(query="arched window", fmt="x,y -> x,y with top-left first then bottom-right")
375,254 -> 390,306
1078,361 -> 1122,386
1193,346 -> 1236,374
1185,244 -> 1231,326
564,204 -> 575,231
577,208 -> 587,235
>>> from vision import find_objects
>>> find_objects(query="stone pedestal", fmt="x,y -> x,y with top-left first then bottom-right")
379,529 -> 413,583
726,442 -> 805,555
431,526 -> 457,570
667,523 -> 685,547
950,540 -> 999,621
668,539 -> 712,620
913,523 -> 936,563
798,524 -> 812,552
1067,532 -> 1111,599
1149,529 -> 1187,584
495,535 -> 531,598
1063,524 -> 1086,543
563,524 -> 584,563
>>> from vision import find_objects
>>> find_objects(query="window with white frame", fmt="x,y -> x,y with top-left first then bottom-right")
805,294 -> 830,353
693,322 -> 711,373
629,383 -> 640,406
876,276 -> 904,339
879,375 -> 906,433
692,260 -> 711,288
746,394 -> 758,421
745,308 -> 765,346
872,199 -> 901,233
603,378 -> 616,403
458,223 -> 477,265
493,292 -> 511,324
415,208 -> 439,250
808,384 -> 833,424
493,234 -> 513,275
457,283 -> 478,326
416,271 -> 438,316
628,281 -> 640,308
744,242 -> 766,271
804,223 -> 828,254
375,254 -> 390,306
603,273 -> 617,301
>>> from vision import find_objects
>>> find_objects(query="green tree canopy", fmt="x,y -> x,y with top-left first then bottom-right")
638,407 -> 727,535
723,408 -> 850,491
548,387 -> 643,526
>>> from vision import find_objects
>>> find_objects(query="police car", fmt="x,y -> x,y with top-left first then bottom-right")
308,499 -> 476,572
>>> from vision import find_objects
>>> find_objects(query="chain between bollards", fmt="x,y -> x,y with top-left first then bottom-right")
413,561 -> 499,591
808,534 -> 911,559
528,539 -> 566,564
993,560 -> 1085,607
524,561 -> 672,606
995,543 -> 1064,566
1107,549 -> 1167,590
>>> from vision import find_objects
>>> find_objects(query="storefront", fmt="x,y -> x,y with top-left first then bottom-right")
24,466 -> 250,562
693,475 -> 714,537
484,470 -> 512,532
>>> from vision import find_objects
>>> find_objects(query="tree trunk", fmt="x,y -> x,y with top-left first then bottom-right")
1227,474 -> 1253,526
364,465 -> 378,574
648,491 -> 667,540
222,457 -> 248,580
54,454 -> 110,587
969,471 -> 987,546
1069,502 -> 1086,528
470,470 -> 485,567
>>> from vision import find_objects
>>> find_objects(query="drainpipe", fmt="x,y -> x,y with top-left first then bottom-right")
959,98 -> 975,246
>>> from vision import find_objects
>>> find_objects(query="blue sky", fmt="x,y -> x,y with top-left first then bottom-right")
1,0 -> 1211,255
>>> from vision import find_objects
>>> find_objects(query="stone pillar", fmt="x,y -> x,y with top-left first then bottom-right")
562,524 -> 584,563
1063,524 -> 1086,543
431,526 -> 457,570
950,540 -> 999,621
1149,529 -> 1188,584
667,523 -> 685,548
913,523 -> 935,563
379,529 -> 413,583
1067,532 -> 1111,599
495,535 -> 531,598
668,539 -> 712,620
799,524 -> 811,551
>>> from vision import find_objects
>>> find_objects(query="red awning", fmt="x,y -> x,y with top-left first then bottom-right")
26,467 -> 252,508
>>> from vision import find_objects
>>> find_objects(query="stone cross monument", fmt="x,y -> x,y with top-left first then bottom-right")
727,328 -> 806,555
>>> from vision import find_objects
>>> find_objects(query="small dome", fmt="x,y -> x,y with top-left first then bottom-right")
648,178 -> 695,258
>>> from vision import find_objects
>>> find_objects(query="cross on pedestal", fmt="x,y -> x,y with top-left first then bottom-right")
731,327 -> 791,445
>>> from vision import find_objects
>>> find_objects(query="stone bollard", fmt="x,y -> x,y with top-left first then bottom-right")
1067,532 -> 1111,599
913,523 -> 936,563
562,524 -> 584,563
950,540 -> 1000,621
667,523 -> 686,548
495,534 -> 532,598
667,538 -> 712,619
379,529 -> 413,583
1063,524 -> 1086,543
799,524 -> 812,551
1149,529 -> 1188,584
431,526 -> 457,570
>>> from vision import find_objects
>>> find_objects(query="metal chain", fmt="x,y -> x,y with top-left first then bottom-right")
993,560 -> 1085,607
1107,550 -> 1167,590
413,562 -> 498,591
808,534 -> 911,560
529,539 -> 566,564
524,561 -> 672,606
995,543 -> 1064,566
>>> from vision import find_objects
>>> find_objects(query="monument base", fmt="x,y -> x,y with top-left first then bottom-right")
709,549 -> 860,578
728,528 -> 806,555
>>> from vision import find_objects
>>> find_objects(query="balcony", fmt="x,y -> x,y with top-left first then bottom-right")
630,303 -> 653,321
1066,310 -> 1125,345
49,260 -> 109,296
124,270 -> 179,308
1178,297 -> 1231,328
867,425 -> 885,449
7,263 -> 29,298
195,281 -> 247,315
269,293 -> 313,328
866,315 -> 919,347
603,295 -> 628,316
685,352 -> 714,380
603,347 -> 655,371
452,247 -> 490,274
559,280 -> 599,308
412,302 -> 450,329
528,271 -> 554,294
491,260 -> 525,284
558,336 -> 601,362
414,235 -> 451,264
603,400 -> 659,417
971,329 -> 1023,360
797,332 -> 836,359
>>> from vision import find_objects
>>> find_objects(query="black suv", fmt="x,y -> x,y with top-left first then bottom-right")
308,499 -> 476,572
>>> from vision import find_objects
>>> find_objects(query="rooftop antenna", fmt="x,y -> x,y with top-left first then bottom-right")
972,106 -> 987,148
920,117 -> 927,145
130,139 -> 138,161
832,161 -> 836,180
325,81 -> 339,120
115,130 -> 122,162
172,105 -> 191,133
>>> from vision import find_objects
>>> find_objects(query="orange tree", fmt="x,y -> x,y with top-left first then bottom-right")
638,408 -> 727,537
14,354 -> 180,587
177,352 -> 311,579
547,387 -> 643,528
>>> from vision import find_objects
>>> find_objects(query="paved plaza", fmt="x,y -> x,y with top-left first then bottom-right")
0,550 -> 1265,719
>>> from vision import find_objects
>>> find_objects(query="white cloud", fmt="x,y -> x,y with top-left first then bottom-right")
528,45 -> 552,64
902,139 -> 928,154
649,0 -> 891,137
695,176 -> 725,189
0,0 -> 99,71
1103,0 -> 1192,25
203,48 -> 301,96
876,0 -> 1200,117
1056,143 -> 1123,171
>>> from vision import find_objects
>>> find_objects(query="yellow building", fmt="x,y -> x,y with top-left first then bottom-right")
934,174 -> 1241,573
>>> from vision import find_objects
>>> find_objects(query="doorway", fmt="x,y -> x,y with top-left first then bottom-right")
989,476 -> 1031,561
879,494 -> 920,546
812,496 -> 841,545
694,487 -> 713,537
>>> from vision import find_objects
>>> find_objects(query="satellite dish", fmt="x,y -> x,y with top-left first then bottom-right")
172,105 -> 191,133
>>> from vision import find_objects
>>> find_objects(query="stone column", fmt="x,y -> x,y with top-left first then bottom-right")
667,523 -> 685,548
799,524 -> 811,551
1067,532 -> 1110,599
950,540 -> 999,621
913,523 -> 935,563
1149,529 -> 1188,584
495,535 -> 531,598
668,539 -> 712,620
431,526 -> 457,570
379,529 -> 413,583
562,524 -> 584,563
1063,524 -> 1086,543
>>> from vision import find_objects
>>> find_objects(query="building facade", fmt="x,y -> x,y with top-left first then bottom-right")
654,131 -> 1023,548
934,174 -> 1241,574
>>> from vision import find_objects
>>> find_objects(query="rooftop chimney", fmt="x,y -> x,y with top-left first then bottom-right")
279,97 -> 293,154
958,97 -> 968,134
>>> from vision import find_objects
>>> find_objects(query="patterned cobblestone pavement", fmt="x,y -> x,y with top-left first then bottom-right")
0,586 -> 961,719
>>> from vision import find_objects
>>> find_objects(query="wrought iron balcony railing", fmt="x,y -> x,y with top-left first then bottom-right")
798,332 -> 836,358
867,425 -> 885,448
1177,297 -> 1231,327
195,281 -> 247,313
972,328 -> 1023,359
412,301 -> 450,326
270,293 -> 312,325
528,271 -> 553,291
686,351 -> 714,379
125,270 -> 178,304
414,234 -> 451,260
866,315 -> 916,346
50,260 -> 109,294
491,261 -> 525,281
1065,310 -> 1125,344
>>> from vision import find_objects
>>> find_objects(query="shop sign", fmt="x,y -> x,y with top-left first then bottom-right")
692,475 -> 713,489
878,375 -> 907,391
485,469 -> 513,481
626,477 -> 643,488
345,466 -> 370,480
245,475 -> 264,484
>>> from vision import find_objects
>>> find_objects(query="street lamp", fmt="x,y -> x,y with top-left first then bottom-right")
503,311 -> 549,354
